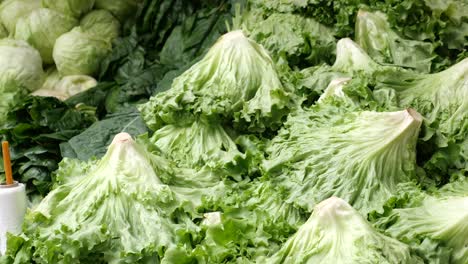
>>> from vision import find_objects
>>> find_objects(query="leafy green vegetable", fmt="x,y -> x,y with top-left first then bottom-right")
0,39 -> 44,92
297,38 -> 401,96
373,180 -> 468,264
0,0 -> 40,34
80,9 -> 120,42
264,108 -> 423,213
139,30 -> 296,133
0,22 -> 7,38
239,9 -> 337,67
2,133 -> 184,263
265,197 -> 422,263
15,8 -> 78,64
376,58 -> 468,182
248,0 -> 467,71
149,116 -> 241,169
60,107 -> 148,160
0,38 -> 44,122
0,96 -> 96,196
32,74 -> 97,101
41,0 -> 95,18
355,10 -> 435,72
53,27 -> 112,76
94,0 -> 141,22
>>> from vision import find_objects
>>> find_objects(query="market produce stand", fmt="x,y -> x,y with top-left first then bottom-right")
0,0 -> 466,263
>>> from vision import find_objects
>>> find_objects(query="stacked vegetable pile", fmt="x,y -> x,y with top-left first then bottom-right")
0,0 -> 467,263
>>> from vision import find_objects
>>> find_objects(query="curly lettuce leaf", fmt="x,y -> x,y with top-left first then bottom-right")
239,9 -> 336,67
264,108 -> 423,214
376,58 -> 468,181
373,193 -> 468,264
355,10 -> 435,72
139,30 -> 296,133
3,133 -> 185,263
266,197 -> 422,263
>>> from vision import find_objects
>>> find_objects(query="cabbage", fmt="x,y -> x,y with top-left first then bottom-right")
139,30 -> 295,132
42,0 -> 95,18
80,9 -> 120,42
53,27 -> 112,76
94,0 -> 141,21
355,10 -> 435,73
264,108 -> 423,213
266,197 -> 422,263
0,38 -> 43,91
32,71 -> 97,100
0,0 -> 40,33
14,8 -> 77,64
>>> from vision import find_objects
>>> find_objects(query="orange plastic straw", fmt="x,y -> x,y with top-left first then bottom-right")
2,141 -> 14,185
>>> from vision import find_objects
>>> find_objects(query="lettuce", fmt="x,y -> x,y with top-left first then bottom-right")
355,10 -> 435,72
373,179 -> 468,264
376,58 -> 468,180
264,108 -> 423,213
149,117 -> 242,170
2,133 -> 185,263
139,30 -> 296,132
297,38 -> 404,96
239,10 -> 336,66
266,197 -> 422,263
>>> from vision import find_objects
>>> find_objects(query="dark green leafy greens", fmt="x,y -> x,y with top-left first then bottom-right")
0,96 -> 96,196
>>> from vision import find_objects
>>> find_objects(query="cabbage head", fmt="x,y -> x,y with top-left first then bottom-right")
32,72 -> 97,100
53,27 -> 112,76
80,9 -> 120,42
0,38 -> 43,91
15,8 -> 77,64
42,0 -> 95,18
0,0 -> 40,33
94,0 -> 141,21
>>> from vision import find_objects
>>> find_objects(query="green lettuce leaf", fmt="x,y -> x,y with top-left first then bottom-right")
297,38 -> 405,97
264,108 -> 423,213
2,133 -> 187,263
375,58 -> 468,181
373,186 -> 468,264
149,116 -> 242,170
239,9 -> 336,67
266,197 -> 422,263
139,30 -> 296,133
355,10 -> 435,72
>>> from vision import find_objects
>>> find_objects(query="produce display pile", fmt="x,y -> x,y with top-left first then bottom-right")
0,0 -> 466,263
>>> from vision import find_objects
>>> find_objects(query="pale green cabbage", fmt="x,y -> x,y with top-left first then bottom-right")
15,8 -> 77,64
53,27 -> 112,76
80,9 -> 120,42
0,0 -> 40,33
41,0 -> 95,18
32,70 -> 97,100
0,38 -> 43,91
